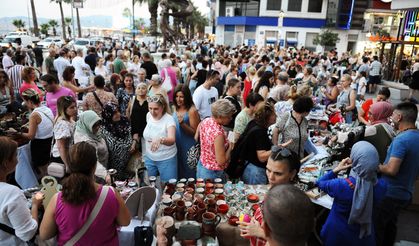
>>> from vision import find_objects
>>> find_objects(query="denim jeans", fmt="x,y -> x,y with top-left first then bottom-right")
242,162 -> 268,185
345,111 -> 353,124
144,155 -> 178,183
374,196 -> 410,246
196,161 -> 226,183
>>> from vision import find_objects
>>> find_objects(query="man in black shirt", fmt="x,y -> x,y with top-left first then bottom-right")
84,47 -> 98,73
141,52 -> 158,80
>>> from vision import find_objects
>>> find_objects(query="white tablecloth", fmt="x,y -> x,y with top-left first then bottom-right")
15,143 -> 39,189
118,188 -> 160,246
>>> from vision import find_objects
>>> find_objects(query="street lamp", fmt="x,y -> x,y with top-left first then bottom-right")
278,10 -> 285,49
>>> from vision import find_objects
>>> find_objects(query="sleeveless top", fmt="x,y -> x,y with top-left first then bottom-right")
33,106 -> 54,139
55,186 -> 120,246
0,86 -> 11,107
323,86 -> 336,106
337,88 -> 351,108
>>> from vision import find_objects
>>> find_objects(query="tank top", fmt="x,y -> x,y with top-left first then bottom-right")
337,88 -> 351,108
55,186 -> 120,246
0,86 -> 11,107
33,106 -> 54,139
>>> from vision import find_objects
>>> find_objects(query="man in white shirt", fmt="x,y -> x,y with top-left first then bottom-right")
71,49 -> 90,87
193,70 -> 220,120
2,49 -> 14,73
369,55 -> 382,94
53,49 -> 71,83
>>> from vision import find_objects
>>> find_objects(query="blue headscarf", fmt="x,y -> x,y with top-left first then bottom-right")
348,141 -> 379,238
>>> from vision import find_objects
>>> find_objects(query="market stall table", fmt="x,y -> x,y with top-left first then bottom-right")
118,187 -> 161,246
152,179 -> 333,246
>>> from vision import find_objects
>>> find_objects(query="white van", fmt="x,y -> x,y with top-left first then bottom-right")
0,35 -> 34,48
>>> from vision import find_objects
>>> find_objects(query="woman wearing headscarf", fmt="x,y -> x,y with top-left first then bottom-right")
74,110 -> 108,181
317,141 -> 387,246
364,101 -> 395,163
102,103 -> 134,180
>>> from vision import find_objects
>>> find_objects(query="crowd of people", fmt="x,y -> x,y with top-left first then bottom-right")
0,40 -> 419,246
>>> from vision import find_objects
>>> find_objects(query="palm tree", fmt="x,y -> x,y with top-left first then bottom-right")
135,0 -> 159,35
122,7 -> 132,19
76,7 -> 81,37
51,0 -> 66,40
30,0 -> 39,36
12,19 -> 25,31
186,8 -> 208,39
64,17 -> 72,39
48,20 -> 59,36
40,23 -> 50,36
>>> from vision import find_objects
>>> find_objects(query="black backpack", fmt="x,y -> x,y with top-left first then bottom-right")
226,123 -> 262,179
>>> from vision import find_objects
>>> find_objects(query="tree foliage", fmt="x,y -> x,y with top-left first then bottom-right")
40,23 -> 50,36
48,20 -> 59,36
313,29 -> 340,48
12,19 -> 25,31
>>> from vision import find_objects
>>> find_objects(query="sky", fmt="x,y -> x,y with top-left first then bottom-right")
0,0 -> 210,28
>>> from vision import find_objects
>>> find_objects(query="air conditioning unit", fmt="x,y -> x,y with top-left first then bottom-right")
226,7 -> 234,17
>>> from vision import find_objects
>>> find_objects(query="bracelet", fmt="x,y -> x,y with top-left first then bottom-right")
160,137 -> 165,144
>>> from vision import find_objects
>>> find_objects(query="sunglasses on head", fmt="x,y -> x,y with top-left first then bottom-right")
147,95 -> 162,103
63,96 -> 74,102
271,145 -> 292,159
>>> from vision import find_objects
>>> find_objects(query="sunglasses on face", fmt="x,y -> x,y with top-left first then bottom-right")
271,145 -> 292,159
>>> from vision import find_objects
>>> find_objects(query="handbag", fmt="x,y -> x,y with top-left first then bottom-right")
64,186 -> 110,246
161,68 -> 173,92
186,142 -> 200,170
47,162 -> 66,178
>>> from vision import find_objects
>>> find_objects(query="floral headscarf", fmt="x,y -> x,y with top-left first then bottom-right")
102,102 -> 130,139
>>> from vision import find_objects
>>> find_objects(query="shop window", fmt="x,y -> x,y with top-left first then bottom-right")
308,0 -> 323,13
286,32 -> 298,39
374,17 -> 384,25
267,0 -> 282,10
245,26 -> 257,32
225,25 -> 235,32
305,32 -> 318,48
288,0 -> 302,11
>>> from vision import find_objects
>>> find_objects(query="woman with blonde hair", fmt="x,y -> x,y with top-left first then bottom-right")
148,74 -> 170,111
196,99 -> 236,182
252,66 -> 266,89
143,93 -> 177,182
329,74 -> 357,123
242,66 -> 256,106
19,67 -> 43,99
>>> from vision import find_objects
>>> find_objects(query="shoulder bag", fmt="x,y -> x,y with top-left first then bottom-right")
186,124 -> 201,170
162,68 -> 173,93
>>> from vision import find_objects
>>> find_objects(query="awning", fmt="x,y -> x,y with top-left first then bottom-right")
266,37 -> 277,44
286,38 -> 298,44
